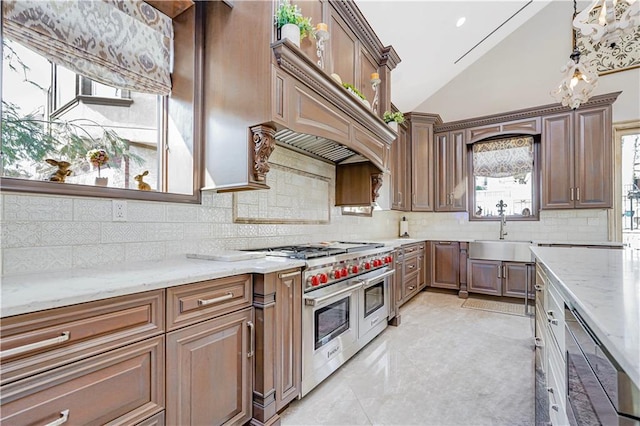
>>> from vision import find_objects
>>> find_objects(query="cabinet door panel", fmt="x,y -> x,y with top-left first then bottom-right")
450,130 -> 467,211
503,262 -> 531,298
542,113 -> 574,209
1,336 -> 164,426
392,124 -> 410,210
574,106 -> 612,208
411,123 -> 434,211
431,242 -> 460,289
329,10 -> 356,86
435,133 -> 450,211
166,308 -> 252,426
468,260 -> 502,296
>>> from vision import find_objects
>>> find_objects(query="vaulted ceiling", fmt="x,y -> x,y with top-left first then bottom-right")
355,0 -> 553,112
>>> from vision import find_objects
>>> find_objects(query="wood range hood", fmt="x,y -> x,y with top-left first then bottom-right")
201,1 -> 400,192
270,39 -> 398,171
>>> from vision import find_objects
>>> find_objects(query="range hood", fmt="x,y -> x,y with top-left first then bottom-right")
270,38 -> 399,173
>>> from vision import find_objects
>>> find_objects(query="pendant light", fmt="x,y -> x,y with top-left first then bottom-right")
573,0 -> 639,48
551,0 -> 599,110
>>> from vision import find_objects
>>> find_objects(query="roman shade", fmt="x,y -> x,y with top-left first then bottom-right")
2,0 -> 173,95
472,136 -> 534,178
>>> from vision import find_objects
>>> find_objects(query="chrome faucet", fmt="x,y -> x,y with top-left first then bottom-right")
499,214 -> 508,240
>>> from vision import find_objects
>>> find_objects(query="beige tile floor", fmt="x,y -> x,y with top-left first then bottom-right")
281,290 -> 535,426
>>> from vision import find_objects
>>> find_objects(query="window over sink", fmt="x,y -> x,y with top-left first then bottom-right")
0,0 -> 202,203
469,136 -> 540,221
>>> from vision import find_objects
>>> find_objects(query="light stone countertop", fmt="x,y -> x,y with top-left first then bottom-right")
0,255 -> 306,318
530,246 -> 640,389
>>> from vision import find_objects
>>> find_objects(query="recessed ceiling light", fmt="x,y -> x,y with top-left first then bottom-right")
456,17 -> 466,27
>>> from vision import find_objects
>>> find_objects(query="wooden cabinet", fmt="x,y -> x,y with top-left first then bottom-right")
165,275 -> 254,426
391,121 -> 411,210
541,105 -> 612,209
434,130 -> 466,212
0,291 -> 166,425
467,260 -> 534,298
252,269 -> 303,424
431,241 -> 460,289
395,242 -> 426,307
466,117 -> 540,144
336,161 -> 383,206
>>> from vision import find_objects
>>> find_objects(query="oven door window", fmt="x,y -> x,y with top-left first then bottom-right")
315,297 -> 350,350
364,281 -> 385,318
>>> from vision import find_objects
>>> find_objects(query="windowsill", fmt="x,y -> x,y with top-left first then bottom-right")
51,95 -> 133,118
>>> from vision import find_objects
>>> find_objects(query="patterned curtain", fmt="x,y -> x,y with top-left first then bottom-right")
2,0 -> 173,95
472,136 -> 534,178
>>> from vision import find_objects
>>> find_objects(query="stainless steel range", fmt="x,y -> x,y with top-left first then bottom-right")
251,241 -> 394,396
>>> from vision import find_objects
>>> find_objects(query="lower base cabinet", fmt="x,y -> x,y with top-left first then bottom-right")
166,308 -> 254,426
467,260 -> 533,298
431,241 -> 460,290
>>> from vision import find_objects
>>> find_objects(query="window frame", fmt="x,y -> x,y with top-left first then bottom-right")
0,3 -> 203,204
467,135 -> 541,222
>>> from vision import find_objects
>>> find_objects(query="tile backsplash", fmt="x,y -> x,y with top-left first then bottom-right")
0,148 -> 611,276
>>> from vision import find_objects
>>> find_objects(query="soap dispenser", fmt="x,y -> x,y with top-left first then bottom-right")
399,216 -> 410,238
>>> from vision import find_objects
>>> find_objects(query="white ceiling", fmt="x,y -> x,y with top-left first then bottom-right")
355,0 -> 553,112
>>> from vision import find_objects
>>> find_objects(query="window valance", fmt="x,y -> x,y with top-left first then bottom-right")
472,136 -> 534,178
2,0 -> 173,95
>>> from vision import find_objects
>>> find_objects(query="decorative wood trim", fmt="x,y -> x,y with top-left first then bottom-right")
371,172 -> 383,202
250,125 -> 276,183
434,92 -> 621,133
271,39 -> 395,149
331,1 -> 400,71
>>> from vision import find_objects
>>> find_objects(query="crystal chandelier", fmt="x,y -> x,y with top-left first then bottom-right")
551,0 -> 599,110
573,0 -> 640,48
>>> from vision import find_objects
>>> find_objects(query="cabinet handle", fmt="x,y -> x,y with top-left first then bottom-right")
546,310 -> 559,325
45,409 -> 70,426
576,187 -> 580,201
503,265 -> 507,279
497,265 -> 502,279
371,316 -> 380,326
1,331 -> 70,358
408,286 -> 415,290
534,337 -> 544,348
534,284 -> 543,292
438,241 -> 452,245
570,187 -> 574,201
198,292 -> 234,306
278,271 -> 299,279
551,404 -> 559,412
247,320 -> 255,358
408,265 -> 415,270
398,192 -> 402,206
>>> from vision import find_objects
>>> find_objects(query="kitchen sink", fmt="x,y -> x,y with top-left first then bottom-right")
468,240 -> 534,262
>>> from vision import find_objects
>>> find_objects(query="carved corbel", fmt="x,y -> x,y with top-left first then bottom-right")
251,125 -> 276,182
371,172 -> 383,202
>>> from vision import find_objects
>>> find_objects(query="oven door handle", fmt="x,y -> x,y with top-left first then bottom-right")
304,282 -> 364,306
362,269 -> 394,289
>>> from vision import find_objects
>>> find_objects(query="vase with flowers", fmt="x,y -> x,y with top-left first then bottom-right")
275,0 -> 314,48
87,148 -> 110,186
383,111 -> 405,132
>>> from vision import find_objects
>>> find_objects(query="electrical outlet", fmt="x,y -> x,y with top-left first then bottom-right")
113,200 -> 127,222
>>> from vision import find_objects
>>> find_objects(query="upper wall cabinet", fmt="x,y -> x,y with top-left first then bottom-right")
391,121 -> 411,211
202,1 -> 400,192
541,105 -> 613,209
434,130 -> 466,212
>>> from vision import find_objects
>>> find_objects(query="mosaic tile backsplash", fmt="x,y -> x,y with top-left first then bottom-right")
0,148 -> 609,276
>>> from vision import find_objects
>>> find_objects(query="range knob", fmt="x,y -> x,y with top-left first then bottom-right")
372,259 -> 382,267
319,273 -> 329,284
350,264 -> 359,274
340,267 -> 348,277
308,275 -> 320,286
364,261 -> 371,270
330,269 -> 341,279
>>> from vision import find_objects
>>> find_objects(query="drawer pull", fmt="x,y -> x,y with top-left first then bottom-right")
278,271 -> 299,279
45,409 -> 69,426
198,292 -> 234,306
534,337 -> 544,348
551,404 -> 559,412
371,316 -> 380,326
408,286 -> 415,290
1,331 -> 70,358
408,265 -> 415,270
546,310 -> 559,325
534,284 -> 543,291
247,321 -> 255,358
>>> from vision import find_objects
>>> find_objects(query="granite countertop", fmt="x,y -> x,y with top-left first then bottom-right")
0,255 -> 306,318
530,246 -> 640,389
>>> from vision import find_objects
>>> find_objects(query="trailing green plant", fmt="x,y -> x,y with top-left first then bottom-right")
342,82 -> 366,101
383,111 -> 405,124
274,0 -> 315,39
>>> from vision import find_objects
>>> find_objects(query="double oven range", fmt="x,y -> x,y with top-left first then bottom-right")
254,242 -> 394,396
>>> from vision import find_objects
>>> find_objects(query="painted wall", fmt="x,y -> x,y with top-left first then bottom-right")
415,1 -> 640,123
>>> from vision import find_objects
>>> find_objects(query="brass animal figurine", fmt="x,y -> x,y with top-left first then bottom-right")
134,170 -> 151,191
45,159 -> 72,183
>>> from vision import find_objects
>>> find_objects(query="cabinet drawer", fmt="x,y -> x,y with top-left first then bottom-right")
545,283 -> 565,358
402,244 -> 420,257
167,274 -> 252,331
0,290 -> 164,386
547,345 -> 568,425
1,336 -> 165,426
404,255 -> 420,277
136,411 -> 164,426
403,275 -> 419,298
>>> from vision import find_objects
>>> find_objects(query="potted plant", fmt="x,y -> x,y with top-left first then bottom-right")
275,0 -> 314,48
383,111 -> 405,131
